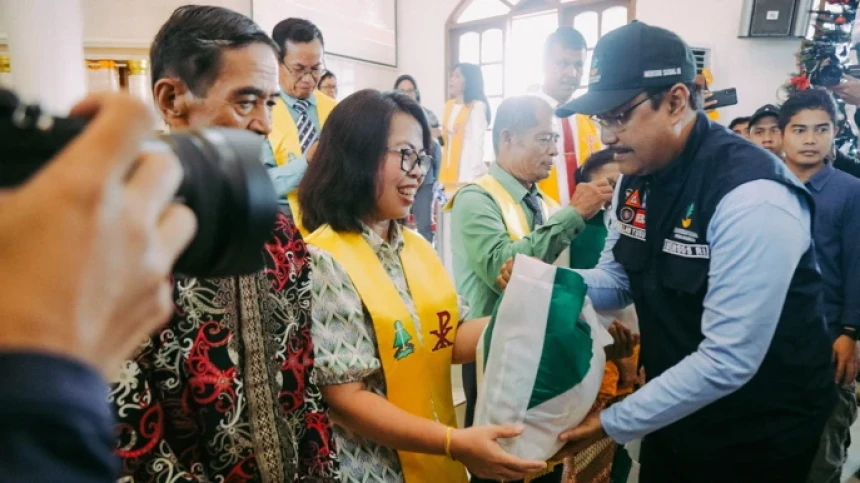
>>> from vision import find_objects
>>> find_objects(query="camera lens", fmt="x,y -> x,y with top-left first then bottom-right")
1,89 -> 280,278
161,129 -> 278,278
816,64 -> 845,88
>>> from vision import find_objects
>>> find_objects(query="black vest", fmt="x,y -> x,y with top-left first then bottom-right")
614,113 -> 834,458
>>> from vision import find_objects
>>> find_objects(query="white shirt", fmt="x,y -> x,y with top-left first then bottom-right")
535,89 -> 574,205
443,101 -> 489,184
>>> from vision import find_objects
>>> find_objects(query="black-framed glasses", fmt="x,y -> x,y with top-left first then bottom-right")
591,93 -> 659,132
389,147 -> 432,175
283,62 -> 326,79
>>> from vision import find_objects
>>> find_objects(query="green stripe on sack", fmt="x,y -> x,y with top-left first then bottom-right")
527,268 -> 592,409
481,297 -> 502,373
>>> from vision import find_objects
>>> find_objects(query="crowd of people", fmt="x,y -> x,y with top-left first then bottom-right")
2,4 -> 860,483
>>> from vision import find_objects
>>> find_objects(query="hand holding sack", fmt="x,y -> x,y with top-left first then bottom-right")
474,255 -> 613,461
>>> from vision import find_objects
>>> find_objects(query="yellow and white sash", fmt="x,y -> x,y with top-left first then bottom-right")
268,90 -> 337,234
306,225 -> 468,483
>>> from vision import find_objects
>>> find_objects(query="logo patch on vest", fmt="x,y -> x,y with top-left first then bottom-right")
430,311 -> 454,351
681,203 -> 694,228
625,189 -> 642,208
617,220 -> 646,241
392,320 -> 415,360
619,206 -> 636,223
663,239 -> 710,259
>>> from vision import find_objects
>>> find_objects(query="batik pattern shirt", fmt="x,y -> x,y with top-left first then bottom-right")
110,213 -> 339,482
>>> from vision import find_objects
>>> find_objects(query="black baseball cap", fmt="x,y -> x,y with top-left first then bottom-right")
557,21 -> 697,117
748,104 -> 781,127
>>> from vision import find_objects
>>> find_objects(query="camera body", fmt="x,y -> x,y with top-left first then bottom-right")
0,88 -> 278,278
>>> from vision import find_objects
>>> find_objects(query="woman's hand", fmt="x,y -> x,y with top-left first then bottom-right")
450,425 -> 547,481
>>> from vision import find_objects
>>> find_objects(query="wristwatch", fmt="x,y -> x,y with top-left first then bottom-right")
841,326 -> 859,340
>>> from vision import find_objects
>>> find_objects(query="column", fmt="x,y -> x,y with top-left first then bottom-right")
0,0 -> 86,114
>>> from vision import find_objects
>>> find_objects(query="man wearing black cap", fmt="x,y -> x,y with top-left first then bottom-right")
749,104 -> 784,156
550,21 -> 835,482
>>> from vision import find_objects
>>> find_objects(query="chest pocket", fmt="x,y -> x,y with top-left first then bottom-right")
658,247 -> 710,296
613,228 -> 648,273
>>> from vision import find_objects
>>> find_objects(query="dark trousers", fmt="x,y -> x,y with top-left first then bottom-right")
639,432 -> 820,483
463,362 -> 478,427
470,464 -> 564,483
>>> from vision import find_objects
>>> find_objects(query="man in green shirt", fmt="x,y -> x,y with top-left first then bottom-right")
448,95 -> 613,444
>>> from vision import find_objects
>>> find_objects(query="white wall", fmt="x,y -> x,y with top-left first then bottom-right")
397,0 -> 460,119
397,0 -> 803,123
636,0 -> 799,121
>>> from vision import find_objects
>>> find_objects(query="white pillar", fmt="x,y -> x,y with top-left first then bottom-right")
1,0 -> 86,114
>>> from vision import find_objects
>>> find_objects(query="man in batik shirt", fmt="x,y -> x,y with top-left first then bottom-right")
108,6 -> 338,481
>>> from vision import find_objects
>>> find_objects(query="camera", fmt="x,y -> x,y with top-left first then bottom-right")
0,88 -> 278,278
803,42 -> 860,87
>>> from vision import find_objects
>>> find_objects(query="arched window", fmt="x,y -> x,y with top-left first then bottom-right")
448,0 -> 634,119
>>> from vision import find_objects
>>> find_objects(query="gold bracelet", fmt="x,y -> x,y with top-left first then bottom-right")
444,427 -> 454,460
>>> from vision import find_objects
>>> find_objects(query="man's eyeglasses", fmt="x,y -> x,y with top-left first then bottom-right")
284,63 -> 326,79
389,147 -> 432,175
590,93 -> 659,132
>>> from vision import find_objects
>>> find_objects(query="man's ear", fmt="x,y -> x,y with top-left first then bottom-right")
153,78 -> 190,124
666,83 -> 692,118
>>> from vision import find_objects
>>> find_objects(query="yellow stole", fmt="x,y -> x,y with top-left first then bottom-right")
441,99 -> 474,193
305,225 -> 468,483
446,174 -> 558,240
268,90 -> 337,234
537,114 -> 602,204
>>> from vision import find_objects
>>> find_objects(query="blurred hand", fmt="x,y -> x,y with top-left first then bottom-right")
450,425 -> 547,481
831,75 -> 860,106
306,141 -> 319,163
570,179 -> 614,220
552,412 -> 608,461
605,322 -> 638,361
833,334 -> 858,386
0,92 -> 196,378
703,90 -> 718,111
497,258 -> 514,290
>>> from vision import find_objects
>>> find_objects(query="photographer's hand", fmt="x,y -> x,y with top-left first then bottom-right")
0,92 -> 196,379
830,75 -> 860,106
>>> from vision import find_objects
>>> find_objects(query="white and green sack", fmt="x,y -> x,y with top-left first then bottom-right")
474,255 -> 613,461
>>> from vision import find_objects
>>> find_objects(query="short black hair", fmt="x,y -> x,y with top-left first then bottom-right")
320,71 -> 336,83
299,90 -> 431,233
729,117 -> 751,130
272,18 -> 324,60
150,5 -> 277,96
492,95 -> 553,156
544,27 -> 587,58
577,149 -> 617,183
778,89 -> 837,132
394,74 -> 421,103
645,82 -> 703,111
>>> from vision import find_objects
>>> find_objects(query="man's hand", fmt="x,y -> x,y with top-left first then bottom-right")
831,75 -> 860,106
497,258 -> 514,290
605,322 -> 638,361
833,334 -> 858,386
552,412 -> 608,461
306,141 -> 319,162
703,90 -> 718,111
0,92 -> 197,379
570,179 -> 614,220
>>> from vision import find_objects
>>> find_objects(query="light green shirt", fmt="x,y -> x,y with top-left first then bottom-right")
450,162 -> 586,317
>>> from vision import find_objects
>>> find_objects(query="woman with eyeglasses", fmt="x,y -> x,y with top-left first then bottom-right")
298,89 -> 547,483
442,63 -> 492,192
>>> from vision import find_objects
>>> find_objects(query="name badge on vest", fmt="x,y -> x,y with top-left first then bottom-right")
663,202 -> 710,259
618,188 -> 646,241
